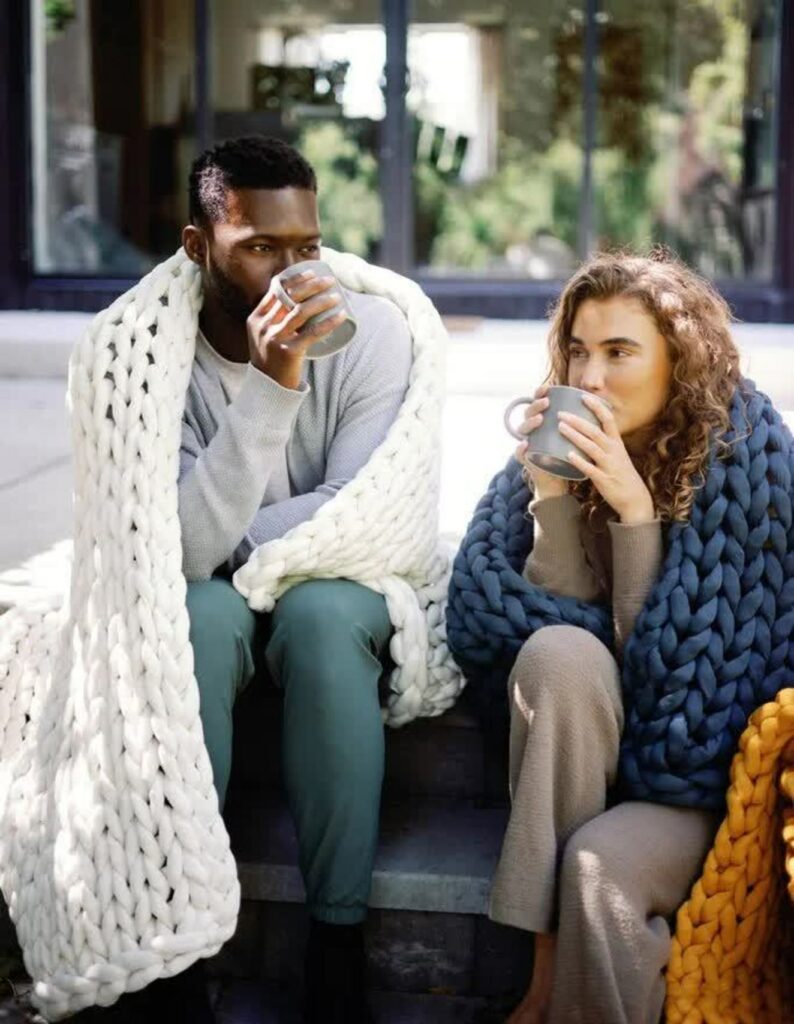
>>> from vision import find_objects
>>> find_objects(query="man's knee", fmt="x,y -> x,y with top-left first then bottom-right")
271,579 -> 390,653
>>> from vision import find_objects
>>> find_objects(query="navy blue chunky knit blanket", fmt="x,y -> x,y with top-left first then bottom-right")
447,383 -> 794,809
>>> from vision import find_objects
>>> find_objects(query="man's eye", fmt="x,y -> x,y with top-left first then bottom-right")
610,348 -> 629,359
251,244 -> 272,253
301,244 -> 320,254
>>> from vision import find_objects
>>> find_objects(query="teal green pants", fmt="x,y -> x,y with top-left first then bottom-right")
186,577 -> 392,925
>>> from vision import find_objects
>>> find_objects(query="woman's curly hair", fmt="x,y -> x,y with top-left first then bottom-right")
545,248 -> 742,523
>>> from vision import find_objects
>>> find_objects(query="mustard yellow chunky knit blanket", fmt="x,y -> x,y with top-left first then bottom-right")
666,687 -> 794,1023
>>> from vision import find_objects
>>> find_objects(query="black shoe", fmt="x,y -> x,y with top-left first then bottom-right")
303,919 -> 375,1024
67,960 -> 215,1023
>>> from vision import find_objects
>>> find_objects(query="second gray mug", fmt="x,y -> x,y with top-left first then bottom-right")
504,385 -> 609,480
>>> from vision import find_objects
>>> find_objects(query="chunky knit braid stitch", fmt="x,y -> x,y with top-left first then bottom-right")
445,456 -> 613,722
447,383 -> 794,808
666,688 -> 794,1023
0,252 -> 239,1020
0,248 -> 462,1019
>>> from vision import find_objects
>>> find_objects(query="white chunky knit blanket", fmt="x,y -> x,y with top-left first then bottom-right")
0,248 -> 463,1019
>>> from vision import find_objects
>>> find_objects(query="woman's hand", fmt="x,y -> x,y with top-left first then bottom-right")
558,393 -> 655,524
513,385 -> 569,501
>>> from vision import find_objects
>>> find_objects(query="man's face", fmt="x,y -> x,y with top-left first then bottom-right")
198,187 -> 322,323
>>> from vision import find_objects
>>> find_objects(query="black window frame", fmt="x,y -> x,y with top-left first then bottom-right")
1,0 -> 793,321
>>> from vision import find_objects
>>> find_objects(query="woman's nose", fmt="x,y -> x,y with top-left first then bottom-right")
579,361 -> 607,392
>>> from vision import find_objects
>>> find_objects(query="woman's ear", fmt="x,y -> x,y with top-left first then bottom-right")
182,224 -> 207,266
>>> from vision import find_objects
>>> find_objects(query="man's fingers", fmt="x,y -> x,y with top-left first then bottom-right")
281,274 -> 336,304
278,310 -> 348,354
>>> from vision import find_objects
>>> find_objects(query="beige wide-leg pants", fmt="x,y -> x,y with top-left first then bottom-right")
489,625 -> 720,1024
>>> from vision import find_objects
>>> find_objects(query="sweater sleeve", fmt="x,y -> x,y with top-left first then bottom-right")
225,299 -> 413,572
608,519 -> 663,654
523,493 -> 602,602
178,364 -> 307,580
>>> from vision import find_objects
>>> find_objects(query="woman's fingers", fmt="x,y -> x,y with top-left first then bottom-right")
558,419 -> 602,461
557,411 -> 608,449
565,448 -> 603,481
517,397 -> 550,434
581,393 -> 620,437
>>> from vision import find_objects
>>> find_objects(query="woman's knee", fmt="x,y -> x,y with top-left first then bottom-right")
509,625 -> 616,708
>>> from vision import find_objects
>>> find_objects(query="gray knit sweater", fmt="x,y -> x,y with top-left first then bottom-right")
178,289 -> 413,579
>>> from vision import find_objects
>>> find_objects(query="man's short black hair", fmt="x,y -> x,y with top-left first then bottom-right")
189,135 -> 317,226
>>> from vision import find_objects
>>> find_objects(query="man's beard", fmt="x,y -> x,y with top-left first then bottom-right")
206,256 -> 263,324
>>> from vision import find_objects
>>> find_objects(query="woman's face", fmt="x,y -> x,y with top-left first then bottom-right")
566,296 -> 673,448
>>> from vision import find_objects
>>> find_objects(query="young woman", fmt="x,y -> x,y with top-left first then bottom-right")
447,250 -> 794,1024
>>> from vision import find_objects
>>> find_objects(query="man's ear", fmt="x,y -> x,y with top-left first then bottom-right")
183,224 -> 208,266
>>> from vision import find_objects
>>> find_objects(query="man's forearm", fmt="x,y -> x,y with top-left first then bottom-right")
178,365 -> 306,579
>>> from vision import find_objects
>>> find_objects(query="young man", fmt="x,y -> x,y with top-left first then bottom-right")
75,136 -> 411,1023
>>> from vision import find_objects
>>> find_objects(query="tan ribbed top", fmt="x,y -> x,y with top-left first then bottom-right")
523,494 -> 663,655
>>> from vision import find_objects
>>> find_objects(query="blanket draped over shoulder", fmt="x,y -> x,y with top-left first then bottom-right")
0,248 -> 463,1020
447,381 -> 794,1021
447,382 -> 794,809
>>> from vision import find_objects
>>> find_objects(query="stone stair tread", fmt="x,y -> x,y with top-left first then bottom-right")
215,980 -> 493,1023
226,795 -> 508,916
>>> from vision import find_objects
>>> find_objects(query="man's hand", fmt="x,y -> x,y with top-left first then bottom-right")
247,271 -> 347,389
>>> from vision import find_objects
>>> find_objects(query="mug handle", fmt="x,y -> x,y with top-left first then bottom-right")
271,277 -> 296,311
503,396 -> 536,441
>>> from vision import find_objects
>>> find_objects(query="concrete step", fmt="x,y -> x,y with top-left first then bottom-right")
228,686 -> 508,806
209,900 -> 531,1001
215,980 -> 504,1023
225,797 -> 508,916
213,797 -> 531,998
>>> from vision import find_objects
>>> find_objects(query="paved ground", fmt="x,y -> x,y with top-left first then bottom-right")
2,318 -> 794,581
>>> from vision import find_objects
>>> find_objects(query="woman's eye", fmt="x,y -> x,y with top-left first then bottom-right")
568,347 -> 586,360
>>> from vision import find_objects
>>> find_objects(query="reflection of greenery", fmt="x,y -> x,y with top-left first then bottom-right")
298,122 -> 382,259
44,0 -> 76,37
293,1 -> 760,278
418,138 -> 579,271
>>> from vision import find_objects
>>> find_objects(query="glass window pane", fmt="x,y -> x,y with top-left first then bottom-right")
410,3 -> 585,280
594,0 -> 781,281
212,1 -> 384,262
31,0 -> 196,276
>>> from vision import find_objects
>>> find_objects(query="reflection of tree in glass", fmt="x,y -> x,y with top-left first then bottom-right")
298,122 -> 382,261
417,137 -> 580,276
44,0 -> 77,38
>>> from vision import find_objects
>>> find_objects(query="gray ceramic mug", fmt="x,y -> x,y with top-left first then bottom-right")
271,258 -> 357,359
504,385 -> 610,480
